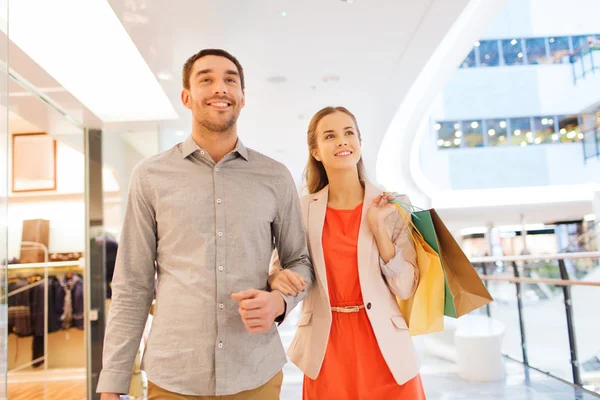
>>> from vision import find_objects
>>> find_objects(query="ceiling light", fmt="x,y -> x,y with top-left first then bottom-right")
454,138 -> 461,145
499,121 -> 507,128
485,54 -> 491,60
541,118 -> 548,125
550,38 -> 555,43
435,123 -> 442,131
514,129 -> 521,136
526,131 -> 533,138
157,72 -> 173,81
267,76 -> 287,84
535,138 -> 542,144
7,0 -> 177,122
475,41 -> 481,47
281,11 -> 287,17
578,133 -> 584,140
322,75 -> 340,83
560,128 -> 567,134
471,121 -> 479,129
567,131 -> 576,139
454,123 -> 460,130
437,139 -> 444,146
444,141 -> 451,147
488,129 -> 496,136
499,136 -> 505,141
552,134 -> 559,141
518,52 -> 523,58
455,131 -> 463,138
549,119 -> 554,124
520,142 -> 527,147
511,39 -> 517,45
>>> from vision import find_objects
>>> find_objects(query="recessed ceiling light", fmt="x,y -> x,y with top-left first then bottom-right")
267,76 -> 287,84
322,75 -> 340,83
281,11 -> 287,17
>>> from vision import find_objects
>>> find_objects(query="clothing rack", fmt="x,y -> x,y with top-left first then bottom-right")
8,279 -> 45,298
8,241 -> 49,373
7,244 -> 86,374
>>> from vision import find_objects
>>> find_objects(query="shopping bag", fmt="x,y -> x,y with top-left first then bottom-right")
391,198 -> 493,318
411,211 -> 457,317
429,209 -> 493,317
393,204 -> 445,336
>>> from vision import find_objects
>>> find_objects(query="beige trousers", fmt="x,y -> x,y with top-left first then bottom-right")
148,371 -> 283,400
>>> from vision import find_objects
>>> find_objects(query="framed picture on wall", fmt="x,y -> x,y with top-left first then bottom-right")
12,133 -> 57,193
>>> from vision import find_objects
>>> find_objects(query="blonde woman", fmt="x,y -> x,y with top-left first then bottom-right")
269,106 -> 425,399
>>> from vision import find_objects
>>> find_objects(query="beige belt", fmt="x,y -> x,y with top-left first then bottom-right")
331,305 -> 365,313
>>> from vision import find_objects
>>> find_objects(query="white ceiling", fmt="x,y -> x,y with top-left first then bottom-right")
105,0 -> 447,183
5,0 -> 594,231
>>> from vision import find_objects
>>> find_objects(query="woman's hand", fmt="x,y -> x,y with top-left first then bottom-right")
367,192 -> 397,233
367,192 -> 399,264
268,269 -> 307,297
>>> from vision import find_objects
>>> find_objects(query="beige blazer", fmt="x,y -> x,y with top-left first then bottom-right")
271,181 -> 421,384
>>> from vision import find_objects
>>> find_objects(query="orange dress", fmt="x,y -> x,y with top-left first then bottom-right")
303,203 -> 426,400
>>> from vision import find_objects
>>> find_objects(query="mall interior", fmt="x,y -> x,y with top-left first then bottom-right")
0,0 -> 599,399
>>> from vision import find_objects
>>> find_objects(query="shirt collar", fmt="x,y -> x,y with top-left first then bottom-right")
181,135 -> 249,162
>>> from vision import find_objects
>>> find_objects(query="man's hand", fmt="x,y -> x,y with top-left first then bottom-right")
231,289 -> 285,333
100,394 -> 120,400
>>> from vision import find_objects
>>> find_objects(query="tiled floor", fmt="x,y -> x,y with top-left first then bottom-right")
278,307 -> 600,400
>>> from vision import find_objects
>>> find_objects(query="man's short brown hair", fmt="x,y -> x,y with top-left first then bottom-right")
182,49 -> 245,90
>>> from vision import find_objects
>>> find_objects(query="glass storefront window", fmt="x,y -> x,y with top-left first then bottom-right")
525,38 -> 549,65
479,40 -> 500,67
436,121 -> 462,149
510,117 -> 532,147
463,120 -> 484,147
548,36 -> 571,64
460,48 -> 476,68
486,119 -> 509,146
558,115 -> 582,143
502,38 -> 524,65
533,116 -> 557,144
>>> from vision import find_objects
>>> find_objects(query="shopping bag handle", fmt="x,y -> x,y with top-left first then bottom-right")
392,202 -> 427,246
387,192 -> 426,213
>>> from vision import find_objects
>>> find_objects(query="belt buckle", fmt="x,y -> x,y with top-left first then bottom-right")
344,306 -> 360,313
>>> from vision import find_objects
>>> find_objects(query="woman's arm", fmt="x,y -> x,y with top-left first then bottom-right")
368,194 -> 419,300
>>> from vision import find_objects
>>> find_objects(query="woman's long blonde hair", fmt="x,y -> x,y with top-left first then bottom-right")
304,106 -> 367,194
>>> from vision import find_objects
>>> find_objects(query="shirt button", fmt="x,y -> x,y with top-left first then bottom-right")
215,167 -> 220,172
218,342 -> 223,349
218,266 -> 224,272
366,302 -> 372,310
217,199 -> 222,204
218,232 -> 223,237
219,303 -> 224,309
200,150 -> 205,155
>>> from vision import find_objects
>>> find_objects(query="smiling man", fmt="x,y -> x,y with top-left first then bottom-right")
97,49 -> 314,400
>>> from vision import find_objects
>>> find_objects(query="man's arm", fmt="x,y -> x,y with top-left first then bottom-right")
271,171 -> 314,321
96,163 -> 157,395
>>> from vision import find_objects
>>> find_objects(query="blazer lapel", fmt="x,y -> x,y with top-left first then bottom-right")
357,181 -> 381,283
308,186 -> 330,297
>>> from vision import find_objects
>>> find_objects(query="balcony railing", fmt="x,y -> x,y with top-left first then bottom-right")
582,126 -> 600,162
470,251 -> 600,395
570,46 -> 600,84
